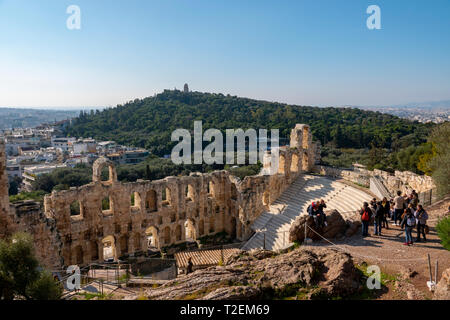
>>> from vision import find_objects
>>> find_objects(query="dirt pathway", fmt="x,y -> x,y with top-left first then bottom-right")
309,198 -> 450,299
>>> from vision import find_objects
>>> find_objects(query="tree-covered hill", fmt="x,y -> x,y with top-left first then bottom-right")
66,90 -> 435,158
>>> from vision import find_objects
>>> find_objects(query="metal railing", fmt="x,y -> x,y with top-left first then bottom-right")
418,188 -> 438,206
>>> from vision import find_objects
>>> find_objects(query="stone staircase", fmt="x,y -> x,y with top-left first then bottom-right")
241,174 -> 373,251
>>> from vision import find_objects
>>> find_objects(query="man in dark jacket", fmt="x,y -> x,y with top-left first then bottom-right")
360,202 -> 373,237
414,204 -> 428,242
374,201 -> 384,236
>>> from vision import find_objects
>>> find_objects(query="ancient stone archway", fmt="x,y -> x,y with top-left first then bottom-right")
184,219 -> 196,241
186,184 -> 195,202
131,192 -> 141,210
146,190 -> 157,212
207,180 -> 216,198
92,157 -> 117,184
145,226 -> 159,249
102,235 -> 116,261
162,188 -> 172,206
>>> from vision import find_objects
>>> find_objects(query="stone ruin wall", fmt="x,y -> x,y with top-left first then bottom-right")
313,165 -> 435,196
0,124 -> 316,269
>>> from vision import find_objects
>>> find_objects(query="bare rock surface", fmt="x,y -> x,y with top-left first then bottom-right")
289,209 -> 359,243
433,267 -> 450,300
145,247 -> 361,300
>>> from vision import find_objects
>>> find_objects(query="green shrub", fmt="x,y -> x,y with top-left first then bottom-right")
436,216 -> 450,250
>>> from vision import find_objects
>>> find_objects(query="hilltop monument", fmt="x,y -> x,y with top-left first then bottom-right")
184,83 -> 189,93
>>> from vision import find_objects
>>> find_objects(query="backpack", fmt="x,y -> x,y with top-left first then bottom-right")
407,216 -> 416,227
361,210 -> 370,221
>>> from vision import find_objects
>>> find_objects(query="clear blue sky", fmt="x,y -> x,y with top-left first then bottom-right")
1,0 -> 449,108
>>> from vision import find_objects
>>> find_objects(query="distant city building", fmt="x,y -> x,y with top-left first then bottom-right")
22,164 -> 68,191
184,83 -> 189,93
51,137 -> 76,152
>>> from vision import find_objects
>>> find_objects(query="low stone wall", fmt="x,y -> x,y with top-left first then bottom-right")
313,165 -> 435,196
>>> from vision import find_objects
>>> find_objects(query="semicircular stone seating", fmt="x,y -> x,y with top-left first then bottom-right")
242,174 -> 373,251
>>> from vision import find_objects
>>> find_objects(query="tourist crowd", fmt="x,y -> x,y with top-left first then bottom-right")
359,190 -> 429,246
307,190 -> 429,247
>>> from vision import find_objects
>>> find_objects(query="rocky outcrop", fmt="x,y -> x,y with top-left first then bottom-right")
433,268 -> 450,300
143,247 -> 361,300
289,209 -> 360,243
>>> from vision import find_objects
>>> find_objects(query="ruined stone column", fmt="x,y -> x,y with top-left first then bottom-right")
0,139 -> 10,237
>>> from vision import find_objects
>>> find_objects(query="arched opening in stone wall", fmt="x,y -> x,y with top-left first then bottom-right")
302,151 -> 309,171
74,245 -> 83,265
100,166 -> 110,182
209,216 -> 215,233
133,233 -> 141,252
278,154 -> 286,174
102,235 -> 116,262
186,184 -> 195,202
163,226 -> 171,245
207,181 -> 216,198
119,234 -> 129,257
90,241 -> 99,261
70,200 -> 82,217
102,197 -> 112,212
145,226 -> 158,249
175,224 -> 182,241
162,188 -> 172,206
92,156 -> 117,184
131,192 -> 141,210
184,219 -> 196,241
198,219 -> 204,236
146,190 -> 157,212
290,153 -> 299,173
262,191 -> 270,206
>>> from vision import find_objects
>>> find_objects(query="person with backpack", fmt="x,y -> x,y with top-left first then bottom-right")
374,201 -> 384,236
381,197 -> 390,229
317,199 -> 328,227
393,191 -> 404,226
400,209 -> 416,245
360,202 -> 373,237
414,204 -> 428,242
